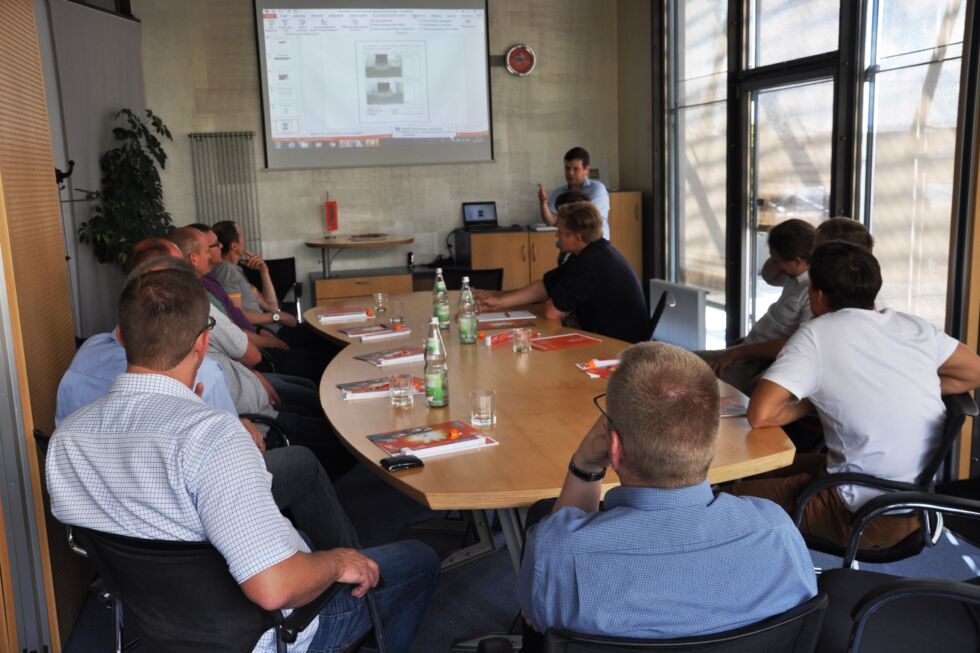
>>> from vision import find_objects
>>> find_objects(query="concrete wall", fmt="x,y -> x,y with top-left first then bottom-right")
132,0 -> 621,280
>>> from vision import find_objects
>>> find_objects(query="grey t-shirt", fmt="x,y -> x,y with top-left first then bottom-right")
206,305 -> 276,417
212,260 -> 262,313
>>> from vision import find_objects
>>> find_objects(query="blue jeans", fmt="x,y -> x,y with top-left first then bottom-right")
307,540 -> 440,653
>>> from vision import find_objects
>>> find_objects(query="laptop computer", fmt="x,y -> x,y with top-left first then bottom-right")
462,201 -> 498,231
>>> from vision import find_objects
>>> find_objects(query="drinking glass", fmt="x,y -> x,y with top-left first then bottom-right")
512,328 -> 532,353
389,300 -> 406,329
374,292 -> 389,316
470,390 -> 497,426
389,373 -> 414,407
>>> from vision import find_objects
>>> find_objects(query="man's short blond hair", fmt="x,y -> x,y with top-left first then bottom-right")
557,201 -> 603,243
606,342 -> 720,487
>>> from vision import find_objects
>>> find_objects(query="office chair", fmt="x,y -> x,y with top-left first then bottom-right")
816,491 -> 980,653
792,392 -> 978,563
242,256 -> 303,319
240,412 -> 290,449
648,290 -> 676,341
71,525 -> 345,653
477,595 -> 827,653
443,268 -> 504,291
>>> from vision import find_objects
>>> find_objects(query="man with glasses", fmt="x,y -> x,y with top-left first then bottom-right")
47,267 -> 439,653
516,342 -> 815,643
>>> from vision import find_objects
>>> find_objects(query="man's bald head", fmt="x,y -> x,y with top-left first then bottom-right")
128,238 -> 182,273
168,227 -> 211,277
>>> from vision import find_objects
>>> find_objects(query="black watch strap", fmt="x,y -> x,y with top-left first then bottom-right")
568,459 -> 606,482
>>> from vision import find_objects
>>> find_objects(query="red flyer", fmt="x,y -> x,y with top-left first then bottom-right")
530,333 -> 602,352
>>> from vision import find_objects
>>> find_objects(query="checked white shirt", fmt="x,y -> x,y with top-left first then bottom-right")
46,372 -> 315,653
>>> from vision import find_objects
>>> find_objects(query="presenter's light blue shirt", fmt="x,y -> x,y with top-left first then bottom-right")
517,482 -> 816,639
56,331 -> 237,425
547,177 -> 610,240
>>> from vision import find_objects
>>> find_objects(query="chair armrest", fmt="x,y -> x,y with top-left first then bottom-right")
792,473 -> 923,527
848,578 -> 980,653
843,491 -> 980,565
240,413 -> 290,449
276,582 -> 346,644
944,391 -> 979,418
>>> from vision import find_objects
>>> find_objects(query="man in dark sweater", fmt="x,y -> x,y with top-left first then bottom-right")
474,202 -> 648,343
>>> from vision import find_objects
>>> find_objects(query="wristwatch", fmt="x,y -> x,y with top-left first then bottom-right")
271,310 -> 281,323
568,459 -> 606,482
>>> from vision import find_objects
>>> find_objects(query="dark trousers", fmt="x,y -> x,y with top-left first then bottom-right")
275,410 -> 357,481
264,445 -> 358,550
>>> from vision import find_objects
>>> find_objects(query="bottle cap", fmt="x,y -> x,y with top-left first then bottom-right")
430,317 -> 439,325
436,267 -> 443,274
462,276 -> 470,283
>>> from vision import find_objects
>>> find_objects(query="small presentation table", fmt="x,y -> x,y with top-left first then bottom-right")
308,292 -> 795,571
305,235 -> 414,278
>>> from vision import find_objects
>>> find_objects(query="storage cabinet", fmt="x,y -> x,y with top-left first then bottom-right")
468,230 -> 531,290
608,191 -> 642,278
454,191 -> 644,289
313,272 -> 413,304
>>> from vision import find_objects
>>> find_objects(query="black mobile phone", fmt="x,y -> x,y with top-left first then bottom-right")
380,454 -> 424,472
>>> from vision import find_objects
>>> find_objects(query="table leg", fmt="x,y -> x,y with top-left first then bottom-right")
498,507 -> 526,573
321,249 -> 328,278
427,510 -> 496,571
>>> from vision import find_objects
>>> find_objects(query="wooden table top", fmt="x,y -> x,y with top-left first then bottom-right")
305,235 -> 414,249
307,292 -> 795,510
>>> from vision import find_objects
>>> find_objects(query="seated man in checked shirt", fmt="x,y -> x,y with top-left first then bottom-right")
46,267 -> 439,653
517,342 -> 816,644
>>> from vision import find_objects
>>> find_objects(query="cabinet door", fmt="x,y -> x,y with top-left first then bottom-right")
609,191 -> 643,278
471,232 -> 531,290
529,231 -> 560,282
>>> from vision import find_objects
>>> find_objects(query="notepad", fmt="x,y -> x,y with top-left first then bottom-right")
337,376 -> 424,400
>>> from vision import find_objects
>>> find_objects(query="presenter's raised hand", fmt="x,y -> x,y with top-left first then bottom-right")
537,183 -> 548,203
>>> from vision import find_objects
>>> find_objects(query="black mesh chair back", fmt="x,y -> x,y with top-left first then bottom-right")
915,392 -> 978,487
443,268 -> 504,291
794,392 -> 978,564
542,594 -> 827,652
33,428 -> 50,455
243,257 -> 302,316
71,526 -> 335,653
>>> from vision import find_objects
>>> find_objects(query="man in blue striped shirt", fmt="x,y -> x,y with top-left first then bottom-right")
517,342 -> 816,641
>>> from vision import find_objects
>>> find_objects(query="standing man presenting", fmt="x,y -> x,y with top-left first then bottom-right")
538,146 -> 611,240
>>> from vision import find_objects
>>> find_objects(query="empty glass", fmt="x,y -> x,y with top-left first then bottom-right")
389,373 -> 414,407
389,300 -> 406,329
470,390 -> 497,426
512,328 -> 532,353
374,292 -> 389,316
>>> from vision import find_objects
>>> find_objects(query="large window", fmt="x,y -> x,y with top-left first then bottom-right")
667,0 -> 970,343
860,0 -> 967,327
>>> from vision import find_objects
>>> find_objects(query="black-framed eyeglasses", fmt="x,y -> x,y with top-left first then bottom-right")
200,315 -> 216,335
208,242 -> 221,249
593,393 -> 614,430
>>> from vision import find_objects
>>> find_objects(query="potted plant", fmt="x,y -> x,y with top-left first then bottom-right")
79,108 -> 173,267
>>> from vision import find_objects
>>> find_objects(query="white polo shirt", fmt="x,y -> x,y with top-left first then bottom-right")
744,271 -> 812,344
763,308 -> 959,509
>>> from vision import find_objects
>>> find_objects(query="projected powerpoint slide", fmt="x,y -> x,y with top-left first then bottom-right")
261,8 -> 489,148
357,42 -> 428,123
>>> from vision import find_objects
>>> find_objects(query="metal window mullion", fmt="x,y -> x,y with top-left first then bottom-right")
725,0 -> 747,343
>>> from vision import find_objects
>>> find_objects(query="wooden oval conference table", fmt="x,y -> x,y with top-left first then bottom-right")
307,291 -> 795,570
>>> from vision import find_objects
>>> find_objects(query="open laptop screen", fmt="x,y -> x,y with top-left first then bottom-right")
462,201 -> 498,229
